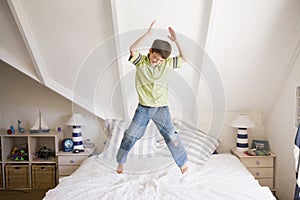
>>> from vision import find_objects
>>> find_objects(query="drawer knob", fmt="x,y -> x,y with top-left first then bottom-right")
256,172 -> 260,176
256,160 -> 260,165
70,160 -> 75,164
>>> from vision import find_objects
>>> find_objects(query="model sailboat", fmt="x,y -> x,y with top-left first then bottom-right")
30,110 -> 50,133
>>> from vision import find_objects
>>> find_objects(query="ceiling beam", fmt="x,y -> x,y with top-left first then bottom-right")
0,47 -> 40,82
7,0 -> 48,85
109,0 -> 127,120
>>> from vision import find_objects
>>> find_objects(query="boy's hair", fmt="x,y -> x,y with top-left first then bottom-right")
151,39 -> 172,59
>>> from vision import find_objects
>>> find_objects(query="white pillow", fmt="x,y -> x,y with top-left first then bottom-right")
101,119 -> 160,160
172,119 -> 220,165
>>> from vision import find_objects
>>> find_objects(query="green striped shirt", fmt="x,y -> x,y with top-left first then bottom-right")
129,52 -> 182,107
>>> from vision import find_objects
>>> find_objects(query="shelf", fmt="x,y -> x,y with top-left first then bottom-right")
4,160 -> 29,164
32,158 -> 56,163
0,130 -> 63,189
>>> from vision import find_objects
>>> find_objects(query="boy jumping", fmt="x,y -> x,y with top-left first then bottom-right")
116,21 -> 188,174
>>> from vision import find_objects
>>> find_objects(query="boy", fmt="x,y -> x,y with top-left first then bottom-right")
116,21 -> 188,174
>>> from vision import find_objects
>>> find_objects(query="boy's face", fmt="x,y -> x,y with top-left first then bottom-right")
149,49 -> 165,67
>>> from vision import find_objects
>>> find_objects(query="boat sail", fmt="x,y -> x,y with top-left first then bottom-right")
30,110 -> 50,133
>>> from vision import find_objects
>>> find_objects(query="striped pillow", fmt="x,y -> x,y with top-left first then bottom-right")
173,119 -> 220,165
101,119 -> 159,160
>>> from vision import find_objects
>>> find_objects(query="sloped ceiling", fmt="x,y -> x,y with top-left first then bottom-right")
207,0 -> 300,120
0,0 -> 39,81
1,0 -> 300,123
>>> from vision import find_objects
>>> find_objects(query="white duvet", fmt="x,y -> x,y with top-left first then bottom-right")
44,154 -> 276,200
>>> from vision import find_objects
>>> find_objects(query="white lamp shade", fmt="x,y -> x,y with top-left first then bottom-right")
66,114 -> 86,126
230,114 -> 255,128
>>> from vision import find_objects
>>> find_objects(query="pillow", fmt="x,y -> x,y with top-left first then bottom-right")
172,119 -> 220,165
101,119 -> 160,160
101,119 -> 219,165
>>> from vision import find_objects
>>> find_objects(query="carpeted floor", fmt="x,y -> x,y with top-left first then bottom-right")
0,189 -> 48,200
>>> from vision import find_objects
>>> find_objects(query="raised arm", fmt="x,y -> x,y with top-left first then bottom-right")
168,27 -> 186,62
130,21 -> 156,57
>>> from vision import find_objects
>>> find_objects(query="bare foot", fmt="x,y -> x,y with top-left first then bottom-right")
116,164 -> 123,174
180,165 -> 188,174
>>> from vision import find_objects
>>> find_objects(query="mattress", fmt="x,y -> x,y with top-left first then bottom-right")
43,154 -> 276,200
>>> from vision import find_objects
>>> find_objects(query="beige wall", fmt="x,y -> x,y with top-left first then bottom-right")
0,60 -> 106,153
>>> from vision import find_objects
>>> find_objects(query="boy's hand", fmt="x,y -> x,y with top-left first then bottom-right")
147,20 -> 156,34
168,26 -> 186,62
129,20 -> 156,56
168,27 -> 177,42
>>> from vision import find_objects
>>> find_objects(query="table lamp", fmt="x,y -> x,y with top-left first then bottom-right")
230,114 -> 255,152
66,114 -> 86,152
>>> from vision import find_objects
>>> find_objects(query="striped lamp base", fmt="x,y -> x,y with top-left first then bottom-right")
236,128 -> 248,152
72,125 -> 84,150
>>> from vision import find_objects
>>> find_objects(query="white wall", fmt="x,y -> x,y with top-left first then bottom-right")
265,52 -> 300,200
207,0 -> 300,115
0,60 -> 106,153
112,0 -> 220,136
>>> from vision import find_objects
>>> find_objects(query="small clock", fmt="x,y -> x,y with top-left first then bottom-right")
62,138 -> 74,152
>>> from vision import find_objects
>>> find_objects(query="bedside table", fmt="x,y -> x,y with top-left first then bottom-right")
231,149 -> 275,192
57,147 -> 96,180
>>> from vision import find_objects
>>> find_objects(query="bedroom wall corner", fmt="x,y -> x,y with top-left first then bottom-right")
265,51 -> 300,200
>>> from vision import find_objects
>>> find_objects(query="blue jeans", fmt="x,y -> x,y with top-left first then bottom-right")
116,104 -> 188,167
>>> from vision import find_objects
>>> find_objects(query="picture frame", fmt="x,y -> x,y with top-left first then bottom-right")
251,140 -> 269,151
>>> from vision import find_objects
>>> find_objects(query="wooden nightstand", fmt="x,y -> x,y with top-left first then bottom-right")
231,149 -> 275,192
57,147 -> 96,180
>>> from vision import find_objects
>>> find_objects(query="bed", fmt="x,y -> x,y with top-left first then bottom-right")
43,119 -> 276,200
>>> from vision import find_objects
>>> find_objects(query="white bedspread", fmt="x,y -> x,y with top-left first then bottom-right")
44,154 -> 276,200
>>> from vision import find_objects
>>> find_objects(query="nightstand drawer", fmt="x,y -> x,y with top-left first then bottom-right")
231,149 -> 276,192
240,157 -> 273,168
58,155 -> 87,166
248,167 -> 273,178
58,166 -> 78,176
257,178 -> 274,189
